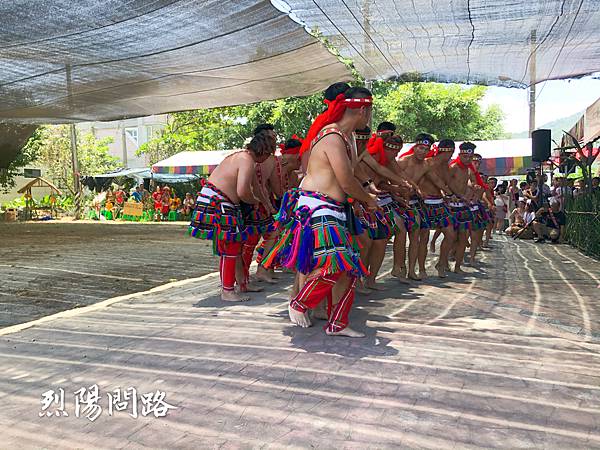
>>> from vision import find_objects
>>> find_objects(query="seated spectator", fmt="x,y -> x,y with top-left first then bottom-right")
592,176 -> 599,192
182,192 -> 195,216
505,199 -> 526,236
532,198 -> 566,244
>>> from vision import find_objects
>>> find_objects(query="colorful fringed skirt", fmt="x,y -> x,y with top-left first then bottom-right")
449,202 -> 474,232
470,202 -> 488,231
362,199 -> 393,240
188,182 -> 244,255
421,198 -> 454,230
263,190 -> 367,277
241,202 -> 274,236
402,200 -> 423,233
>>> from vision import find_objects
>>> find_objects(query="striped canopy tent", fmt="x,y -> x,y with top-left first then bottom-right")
151,150 -> 237,176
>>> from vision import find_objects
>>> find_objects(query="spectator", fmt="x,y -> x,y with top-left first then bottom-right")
505,198 -> 526,237
494,185 -> 509,233
182,192 -> 195,217
508,178 -> 519,213
152,186 -> 162,220
131,185 -> 143,202
532,198 -> 566,244
519,181 -> 529,198
573,179 -> 586,197
592,176 -> 599,192
160,186 -> 172,219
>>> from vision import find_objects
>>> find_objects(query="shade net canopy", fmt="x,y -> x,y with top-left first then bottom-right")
0,0 -> 350,124
277,0 -> 600,88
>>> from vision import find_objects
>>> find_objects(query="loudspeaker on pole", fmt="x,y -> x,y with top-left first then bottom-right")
531,129 -> 551,162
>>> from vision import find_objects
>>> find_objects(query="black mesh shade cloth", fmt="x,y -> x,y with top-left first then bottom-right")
0,0 -> 350,124
278,0 -> 600,87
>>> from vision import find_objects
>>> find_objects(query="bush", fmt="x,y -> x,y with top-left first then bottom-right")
565,191 -> 600,260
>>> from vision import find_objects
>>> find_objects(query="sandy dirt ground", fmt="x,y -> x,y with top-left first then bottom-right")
0,221 -> 215,328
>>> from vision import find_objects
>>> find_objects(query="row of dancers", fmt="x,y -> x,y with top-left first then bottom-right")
189,82 -> 496,337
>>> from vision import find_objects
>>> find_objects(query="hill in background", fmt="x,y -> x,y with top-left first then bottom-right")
510,111 -> 583,143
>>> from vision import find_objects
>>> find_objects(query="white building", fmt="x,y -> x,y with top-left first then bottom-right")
77,114 -> 168,169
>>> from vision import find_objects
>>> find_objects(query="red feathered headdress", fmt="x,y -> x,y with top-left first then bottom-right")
299,94 -> 372,157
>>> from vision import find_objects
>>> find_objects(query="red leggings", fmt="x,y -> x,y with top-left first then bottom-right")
217,240 -> 241,292
241,235 -> 261,286
290,273 -> 356,332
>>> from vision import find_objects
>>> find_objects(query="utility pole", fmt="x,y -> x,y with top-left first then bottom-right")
528,30 -> 536,138
66,64 -> 82,219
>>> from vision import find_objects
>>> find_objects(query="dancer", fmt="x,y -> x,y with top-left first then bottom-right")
241,124 -> 278,288
360,133 -> 406,289
448,142 -> 477,273
264,86 -> 378,337
418,139 -> 457,278
397,134 -> 453,280
188,132 -> 274,301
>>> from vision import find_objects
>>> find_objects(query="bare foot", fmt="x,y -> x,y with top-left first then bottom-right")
255,267 -> 277,284
366,280 -> 386,291
453,265 -> 465,274
391,267 -> 410,284
435,263 -> 448,278
418,268 -> 428,280
313,301 -> 328,320
240,283 -> 264,293
325,327 -> 365,338
408,271 -> 422,281
288,304 -> 312,327
356,285 -> 372,294
221,290 -> 250,302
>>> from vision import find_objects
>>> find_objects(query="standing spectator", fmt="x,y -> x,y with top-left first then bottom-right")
131,185 -> 143,202
160,186 -> 172,219
494,185 -> 509,233
573,179 -> 586,197
508,178 -> 519,213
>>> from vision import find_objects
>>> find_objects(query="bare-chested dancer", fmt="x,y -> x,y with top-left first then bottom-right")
447,142 -> 477,273
418,139 -> 457,278
397,134 -> 453,280
241,124 -> 278,289
468,154 -> 489,264
188,133 -> 274,301
263,86 -> 378,337
361,132 -> 406,289
355,122 -> 415,285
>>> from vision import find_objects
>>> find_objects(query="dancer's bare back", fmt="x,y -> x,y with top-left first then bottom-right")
208,151 -> 256,203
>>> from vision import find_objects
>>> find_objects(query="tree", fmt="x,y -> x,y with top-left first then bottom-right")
137,81 -> 506,164
373,82 -> 506,141
0,128 -> 43,193
33,125 -> 119,194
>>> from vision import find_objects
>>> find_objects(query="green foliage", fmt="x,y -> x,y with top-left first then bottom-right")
34,125 -> 120,193
138,81 -> 506,164
565,191 -> 600,260
372,82 -> 507,141
0,127 -> 43,193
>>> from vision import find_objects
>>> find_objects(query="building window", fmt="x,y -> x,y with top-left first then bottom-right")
146,125 -> 163,140
125,127 -> 139,146
23,168 -> 41,178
